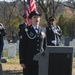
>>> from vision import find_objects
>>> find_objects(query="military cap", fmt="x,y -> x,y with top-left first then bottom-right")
49,16 -> 55,21
23,14 -> 26,18
28,11 -> 41,19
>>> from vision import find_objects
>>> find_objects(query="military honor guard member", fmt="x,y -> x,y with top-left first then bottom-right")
19,11 -> 46,75
46,17 -> 62,46
19,14 -> 27,38
18,14 -> 27,63
0,23 -> 6,63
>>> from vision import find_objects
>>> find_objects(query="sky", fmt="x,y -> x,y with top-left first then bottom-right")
0,0 -> 12,2
0,0 -> 26,2
0,0 -> 68,2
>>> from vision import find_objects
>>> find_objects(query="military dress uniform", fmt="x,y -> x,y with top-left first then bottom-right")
19,24 -> 46,75
46,25 -> 62,46
19,23 -> 27,36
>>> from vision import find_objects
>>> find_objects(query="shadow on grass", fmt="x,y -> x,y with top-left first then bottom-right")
0,64 -> 23,75
3,70 -> 23,75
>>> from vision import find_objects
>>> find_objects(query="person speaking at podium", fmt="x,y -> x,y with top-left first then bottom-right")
19,11 -> 46,75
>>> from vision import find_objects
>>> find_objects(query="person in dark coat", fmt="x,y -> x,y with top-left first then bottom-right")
19,14 -> 27,37
18,14 -> 27,60
19,11 -> 46,75
0,23 -> 6,63
46,16 -> 62,46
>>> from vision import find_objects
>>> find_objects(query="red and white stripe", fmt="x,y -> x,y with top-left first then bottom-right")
26,0 -> 36,26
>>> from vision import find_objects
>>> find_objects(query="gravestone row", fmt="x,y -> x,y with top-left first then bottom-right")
3,39 -> 19,58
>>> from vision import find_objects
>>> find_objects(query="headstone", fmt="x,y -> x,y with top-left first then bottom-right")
64,37 -> 72,46
34,46 -> 73,75
69,39 -> 75,56
61,35 -> 65,45
3,39 -> 8,50
8,43 -> 17,58
16,40 -> 19,50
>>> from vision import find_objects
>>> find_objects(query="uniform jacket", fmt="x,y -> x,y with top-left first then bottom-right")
19,25 -> 46,65
19,23 -> 27,36
0,28 -> 6,45
46,25 -> 62,46
46,26 -> 55,46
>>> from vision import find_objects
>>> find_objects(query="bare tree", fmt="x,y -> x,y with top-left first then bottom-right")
35,0 -> 61,24
60,0 -> 75,38
0,0 -> 19,41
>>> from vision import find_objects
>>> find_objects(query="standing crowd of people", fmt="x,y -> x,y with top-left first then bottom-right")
0,10 -> 62,75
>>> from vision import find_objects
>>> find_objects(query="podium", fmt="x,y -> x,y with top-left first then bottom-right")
34,46 -> 73,75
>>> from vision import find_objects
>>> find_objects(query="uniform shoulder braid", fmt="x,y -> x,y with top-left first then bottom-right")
40,27 -> 46,38
25,25 -> 36,39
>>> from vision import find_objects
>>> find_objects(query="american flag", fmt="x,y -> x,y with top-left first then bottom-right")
26,0 -> 36,26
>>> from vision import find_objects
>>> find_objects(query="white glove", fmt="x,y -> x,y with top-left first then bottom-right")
54,30 -> 58,34
51,40 -> 56,45
0,26 -> 3,29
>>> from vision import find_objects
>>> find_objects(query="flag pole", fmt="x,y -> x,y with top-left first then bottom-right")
24,0 -> 26,14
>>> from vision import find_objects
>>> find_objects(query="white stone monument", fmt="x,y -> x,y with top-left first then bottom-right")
3,39 -> 8,50
8,43 -> 17,58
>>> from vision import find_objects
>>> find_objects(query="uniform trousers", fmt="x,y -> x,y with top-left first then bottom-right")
23,62 -> 38,75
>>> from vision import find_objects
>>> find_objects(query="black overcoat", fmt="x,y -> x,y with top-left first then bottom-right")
46,26 -> 55,46
46,25 -> 62,46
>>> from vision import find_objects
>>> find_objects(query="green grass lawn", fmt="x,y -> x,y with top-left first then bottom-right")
74,57 -> 75,62
3,50 -> 75,67
2,50 -> 22,75
3,50 -> 19,64
2,50 -> 75,75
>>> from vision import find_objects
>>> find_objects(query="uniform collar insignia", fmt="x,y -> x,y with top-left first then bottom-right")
49,27 -> 51,30
29,32 -> 35,37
